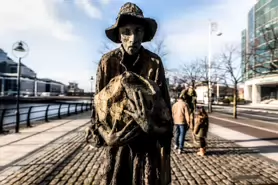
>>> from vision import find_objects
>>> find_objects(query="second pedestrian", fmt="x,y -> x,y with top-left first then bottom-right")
172,94 -> 190,154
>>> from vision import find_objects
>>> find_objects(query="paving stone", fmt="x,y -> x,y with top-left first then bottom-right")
1,127 -> 278,185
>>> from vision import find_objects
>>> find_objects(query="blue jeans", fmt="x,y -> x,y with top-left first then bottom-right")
175,124 -> 188,150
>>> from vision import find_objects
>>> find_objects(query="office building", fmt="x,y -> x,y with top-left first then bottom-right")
0,48 -> 66,96
241,0 -> 278,104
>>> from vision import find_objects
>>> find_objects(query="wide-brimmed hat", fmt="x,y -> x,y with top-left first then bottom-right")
105,2 -> 157,43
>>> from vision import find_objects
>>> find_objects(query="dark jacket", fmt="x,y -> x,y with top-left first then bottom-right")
194,111 -> 209,138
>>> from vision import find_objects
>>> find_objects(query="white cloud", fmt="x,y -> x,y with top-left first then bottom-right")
0,0 -> 80,41
162,0 -> 255,68
0,0 -> 99,92
0,0 -> 258,91
100,0 -> 111,5
75,0 -> 102,19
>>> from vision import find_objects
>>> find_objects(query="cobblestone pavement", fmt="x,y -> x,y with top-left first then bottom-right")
1,125 -> 278,185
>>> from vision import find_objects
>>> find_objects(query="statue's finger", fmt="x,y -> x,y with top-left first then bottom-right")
124,110 -> 135,117
155,68 -> 159,83
128,99 -> 136,112
133,91 -> 141,114
118,120 -> 136,137
148,68 -> 153,79
138,91 -> 146,115
119,126 -> 140,144
110,120 -> 118,134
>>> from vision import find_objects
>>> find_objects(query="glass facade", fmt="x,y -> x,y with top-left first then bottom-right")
2,78 -> 34,95
242,0 -> 278,81
241,29 -> 247,81
0,78 -> 65,96
248,7 -> 256,43
37,81 -> 46,94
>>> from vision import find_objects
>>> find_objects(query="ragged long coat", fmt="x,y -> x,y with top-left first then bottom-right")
93,45 -> 173,185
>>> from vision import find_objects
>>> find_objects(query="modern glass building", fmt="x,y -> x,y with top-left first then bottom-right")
241,0 -> 278,104
0,49 -> 66,96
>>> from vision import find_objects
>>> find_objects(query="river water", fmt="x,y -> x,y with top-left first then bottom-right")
0,100 -> 90,110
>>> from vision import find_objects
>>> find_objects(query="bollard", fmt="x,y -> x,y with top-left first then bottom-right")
81,103 -> 84,113
0,109 -> 7,133
67,104 -> 71,116
26,106 -> 33,127
58,104 -> 63,119
45,105 -> 51,122
75,103 -> 78,114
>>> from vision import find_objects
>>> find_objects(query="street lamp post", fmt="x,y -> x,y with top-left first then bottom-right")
12,41 -> 29,133
216,77 -> 220,103
208,21 -> 222,112
90,76 -> 94,110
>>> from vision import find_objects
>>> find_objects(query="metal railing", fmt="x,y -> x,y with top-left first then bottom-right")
0,103 -> 92,133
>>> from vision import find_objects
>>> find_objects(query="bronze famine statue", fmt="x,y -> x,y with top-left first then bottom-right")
87,2 -> 173,185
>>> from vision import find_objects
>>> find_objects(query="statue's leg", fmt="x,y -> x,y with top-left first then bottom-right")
160,139 -> 172,185
85,125 -> 93,143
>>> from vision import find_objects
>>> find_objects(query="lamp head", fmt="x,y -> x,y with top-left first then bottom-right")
12,41 -> 29,58
14,42 -> 26,52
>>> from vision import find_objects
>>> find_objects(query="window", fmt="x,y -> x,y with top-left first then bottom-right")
270,8 -> 276,19
10,67 -> 17,73
4,79 -> 17,91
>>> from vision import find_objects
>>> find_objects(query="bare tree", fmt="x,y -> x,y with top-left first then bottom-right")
92,41 -> 118,66
198,57 -> 226,87
219,45 -> 242,118
244,24 -> 278,77
148,38 -> 168,61
175,56 -> 226,102
98,41 -> 118,55
177,59 -> 202,87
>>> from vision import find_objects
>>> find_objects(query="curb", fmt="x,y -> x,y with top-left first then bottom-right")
202,105 -> 278,115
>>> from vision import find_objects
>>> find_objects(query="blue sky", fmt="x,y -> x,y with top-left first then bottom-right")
0,0 -> 256,91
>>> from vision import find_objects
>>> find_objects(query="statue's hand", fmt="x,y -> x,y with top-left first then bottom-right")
124,91 -> 167,134
99,120 -> 140,147
124,91 -> 153,133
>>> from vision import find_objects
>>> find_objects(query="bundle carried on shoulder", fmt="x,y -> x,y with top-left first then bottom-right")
94,71 -> 171,137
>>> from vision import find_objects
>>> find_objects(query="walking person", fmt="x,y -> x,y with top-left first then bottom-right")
194,106 -> 209,156
172,95 -> 190,154
179,86 -> 198,144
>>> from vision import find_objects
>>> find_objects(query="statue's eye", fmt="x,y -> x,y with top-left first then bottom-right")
136,27 -> 143,34
123,28 -> 131,36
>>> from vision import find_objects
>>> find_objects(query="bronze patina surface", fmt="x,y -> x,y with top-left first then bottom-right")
88,2 -> 173,185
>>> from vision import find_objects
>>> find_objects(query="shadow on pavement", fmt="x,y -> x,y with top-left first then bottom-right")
232,137 -> 278,142
207,145 -> 278,155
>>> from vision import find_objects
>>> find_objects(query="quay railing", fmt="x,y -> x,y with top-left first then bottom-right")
0,102 -> 92,133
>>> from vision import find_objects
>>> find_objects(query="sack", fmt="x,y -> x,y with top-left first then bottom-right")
94,71 -> 171,135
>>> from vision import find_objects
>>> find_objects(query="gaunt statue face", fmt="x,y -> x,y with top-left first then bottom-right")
119,23 -> 144,55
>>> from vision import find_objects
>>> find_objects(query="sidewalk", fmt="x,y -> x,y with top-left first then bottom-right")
0,113 -> 278,184
0,112 -> 90,169
198,103 -> 278,110
210,112 -> 278,133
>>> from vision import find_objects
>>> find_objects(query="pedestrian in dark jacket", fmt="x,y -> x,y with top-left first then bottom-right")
194,106 -> 209,156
